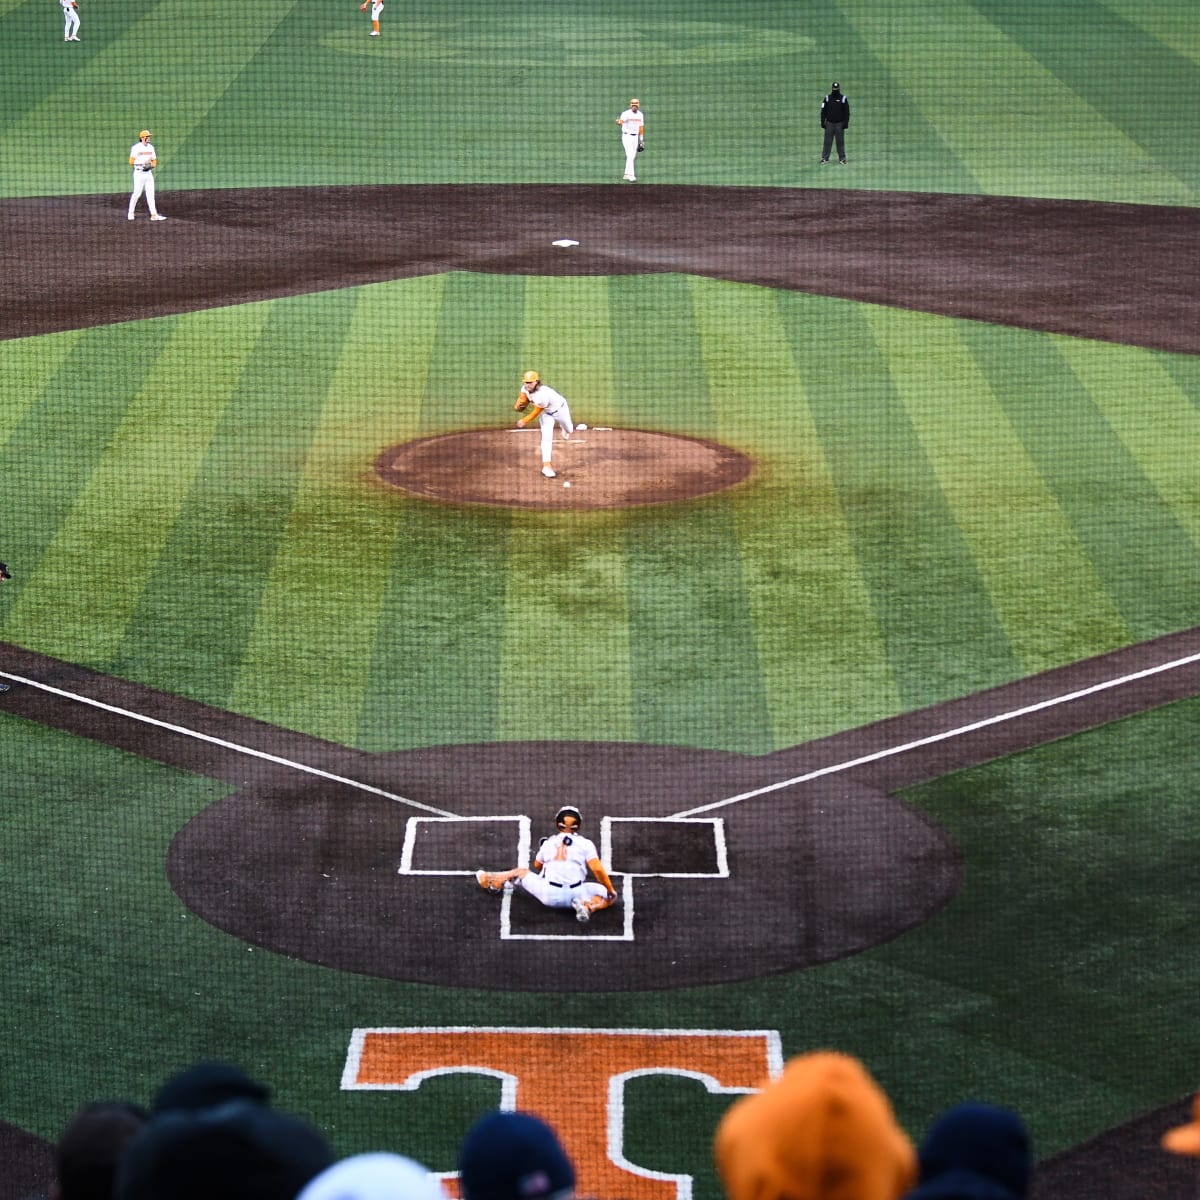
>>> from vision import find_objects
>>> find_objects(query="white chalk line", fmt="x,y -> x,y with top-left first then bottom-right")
0,670 -> 454,817
672,649 -> 1200,819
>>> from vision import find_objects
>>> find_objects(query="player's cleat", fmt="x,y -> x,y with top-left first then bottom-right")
839,159 -> 848,165
150,214 -> 168,221
819,159 -> 828,164
572,897 -> 590,923
541,465 -> 556,478
0,683 -> 10,693
370,30 -> 379,35
127,215 -> 136,221
623,174 -> 634,181
476,870 -> 506,893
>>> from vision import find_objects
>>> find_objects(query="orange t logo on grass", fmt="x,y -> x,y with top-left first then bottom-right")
342,1026 -> 782,1200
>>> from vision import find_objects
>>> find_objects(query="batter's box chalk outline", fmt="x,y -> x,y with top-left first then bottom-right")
599,815 -> 729,880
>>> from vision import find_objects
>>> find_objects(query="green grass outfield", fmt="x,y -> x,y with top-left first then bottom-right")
2,0 -> 1200,1191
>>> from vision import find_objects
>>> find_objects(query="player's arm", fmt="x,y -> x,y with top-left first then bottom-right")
517,404 -> 544,428
588,857 -> 617,899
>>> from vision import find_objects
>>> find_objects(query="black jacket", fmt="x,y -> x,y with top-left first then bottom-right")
821,91 -> 850,126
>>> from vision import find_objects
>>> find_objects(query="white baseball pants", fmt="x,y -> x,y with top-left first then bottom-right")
63,7 -> 80,37
128,169 -> 158,218
622,133 -> 639,179
519,873 -> 608,910
538,404 -> 573,464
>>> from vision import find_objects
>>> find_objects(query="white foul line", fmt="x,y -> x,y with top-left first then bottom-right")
672,649 -> 1200,819
0,670 -> 455,817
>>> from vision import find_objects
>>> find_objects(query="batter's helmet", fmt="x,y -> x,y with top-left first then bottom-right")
523,370 -> 540,385
139,130 -> 151,138
555,805 -> 583,829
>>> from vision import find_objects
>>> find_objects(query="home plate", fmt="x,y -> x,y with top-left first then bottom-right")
551,239 -> 580,247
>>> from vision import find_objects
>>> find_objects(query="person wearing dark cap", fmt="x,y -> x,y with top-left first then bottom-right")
52,1101 -> 149,1200
458,1111 -> 575,1200
0,562 -> 11,694
820,83 -> 850,165
151,1060 -> 271,1116
113,1099 -> 331,1200
903,1103 -> 1031,1199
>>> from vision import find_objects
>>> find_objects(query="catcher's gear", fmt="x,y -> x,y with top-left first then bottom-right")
522,370 -> 540,385
555,805 -> 583,830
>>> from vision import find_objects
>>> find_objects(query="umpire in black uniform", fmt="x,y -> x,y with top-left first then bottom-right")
820,82 -> 850,164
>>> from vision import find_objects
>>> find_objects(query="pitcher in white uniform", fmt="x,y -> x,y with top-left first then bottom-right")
514,370 -> 574,479
476,806 -> 618,923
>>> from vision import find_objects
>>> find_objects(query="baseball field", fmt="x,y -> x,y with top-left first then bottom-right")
2,0 -> 1200,1197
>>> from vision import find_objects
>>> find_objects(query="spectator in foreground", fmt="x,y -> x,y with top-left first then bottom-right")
151,1060 -> 271,1116
714,1050 -> 916,1200
53,1101 -> 149,1200
113,1098 -> 331,1200
903,1103 -> 1031,1199
298,1152 -> 447,1200
458,1111 -> 576,1200
1163,1092 -> 1200,1157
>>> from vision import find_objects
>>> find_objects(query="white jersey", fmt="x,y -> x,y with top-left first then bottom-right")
534,831 -> 600,887
520,382 -> 568,416
60,0 -> 75,9
618,108 -> 644,136
130,141 -> 156,168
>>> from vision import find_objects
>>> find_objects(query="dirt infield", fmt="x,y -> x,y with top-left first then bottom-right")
5,184 -> 1200,353
375,428 -> 753,508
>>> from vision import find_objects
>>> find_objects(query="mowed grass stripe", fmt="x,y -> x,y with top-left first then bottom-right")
961,324 -> 1200,638
0,331 -> 85,447
840,0 -> 1192,203
5,307 -> 268,663
866,308 -> 1130,671
0,321 -> 174,634
779,292 -> 1018,708
612,276 -> 772,753
1053,337 -> 1200,552
690,278 -> 898,744
0,0 -> 301,196
229,277 -> 444,743
356,276 -> 522,751
116,294 -> 357,705
495,277 -> 633,743
1100,0 -> 1200,65
975,0 -> 1200,195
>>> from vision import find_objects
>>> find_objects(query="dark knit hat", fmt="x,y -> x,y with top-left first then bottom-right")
114,1099 -> 332,1200
152,1060 -> 271,1115
458,1112 -> 575,1200
905,1103 -> 1031,1200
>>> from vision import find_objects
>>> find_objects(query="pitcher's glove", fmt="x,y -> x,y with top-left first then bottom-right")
514,396 -> 530,412
637,140 -> 645,152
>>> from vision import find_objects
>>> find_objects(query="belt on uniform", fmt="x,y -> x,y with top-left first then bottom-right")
548,880 -> 582,888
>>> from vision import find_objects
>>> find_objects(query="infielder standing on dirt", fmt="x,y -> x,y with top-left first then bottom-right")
615,98 -> 645,181
128,130 -> 166,221
476,806 -> 618,923
359,0 -> 383,36
60,0 -> 80,41
514,370 -> 573,479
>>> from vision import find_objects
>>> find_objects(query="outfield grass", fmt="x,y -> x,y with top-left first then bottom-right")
3,0 -> 1200,1190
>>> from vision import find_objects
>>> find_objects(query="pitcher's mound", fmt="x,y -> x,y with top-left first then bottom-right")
374,427 -> 753,510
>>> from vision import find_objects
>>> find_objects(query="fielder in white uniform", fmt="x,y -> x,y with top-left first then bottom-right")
60,0 -> 80,41
477,806 -> 618,923
615,98 -> 645,181
514,370 -> 574,479
128,130 -> 166,221
359,0 -> 383,35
